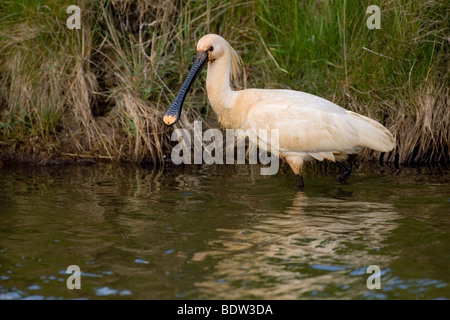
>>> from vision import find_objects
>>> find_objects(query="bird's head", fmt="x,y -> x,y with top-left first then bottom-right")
162,34 -> 233,126
196,34 -> 229,64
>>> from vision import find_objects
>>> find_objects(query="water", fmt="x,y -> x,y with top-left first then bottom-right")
0,162 -> 449,300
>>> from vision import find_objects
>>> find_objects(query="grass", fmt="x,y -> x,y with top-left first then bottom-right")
255,0 -> 449,163
0,0 -> 448,164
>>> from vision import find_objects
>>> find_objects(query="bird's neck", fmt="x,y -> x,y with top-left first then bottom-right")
206,52 -> 236,116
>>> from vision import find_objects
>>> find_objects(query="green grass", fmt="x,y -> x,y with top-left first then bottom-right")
0,0 -> 448,164
253,0 -> 449,163
256,0 -> 446,92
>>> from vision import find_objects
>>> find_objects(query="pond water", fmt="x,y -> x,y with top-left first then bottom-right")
0,162 -> 449,300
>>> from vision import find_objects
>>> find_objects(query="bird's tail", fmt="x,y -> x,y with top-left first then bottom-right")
349,111 -> 396,152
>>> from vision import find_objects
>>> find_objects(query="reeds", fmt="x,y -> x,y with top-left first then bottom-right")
0,0 -> 448,164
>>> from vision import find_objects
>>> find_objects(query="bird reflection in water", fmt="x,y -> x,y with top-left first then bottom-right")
191,191 -> 400,299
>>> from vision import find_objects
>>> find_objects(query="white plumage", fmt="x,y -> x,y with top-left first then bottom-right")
163,34 -> 396,186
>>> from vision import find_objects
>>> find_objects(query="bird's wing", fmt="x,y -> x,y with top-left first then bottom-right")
241,89 -> 362,154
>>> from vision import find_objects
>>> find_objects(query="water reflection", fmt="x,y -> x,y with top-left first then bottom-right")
192,191 -> 401,299
0,163 -> 448,299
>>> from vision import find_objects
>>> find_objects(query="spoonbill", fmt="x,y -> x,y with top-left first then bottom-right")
162,34 -> 395,187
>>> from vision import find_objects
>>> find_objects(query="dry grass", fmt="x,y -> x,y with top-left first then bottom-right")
0,0 -> 252,163
391,83 -> 449,164
0,0 -> 448,165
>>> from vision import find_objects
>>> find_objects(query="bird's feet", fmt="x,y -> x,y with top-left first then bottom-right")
335,161 -> 352,183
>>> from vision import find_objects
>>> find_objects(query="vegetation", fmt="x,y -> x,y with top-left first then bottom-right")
0,0 -> 448,164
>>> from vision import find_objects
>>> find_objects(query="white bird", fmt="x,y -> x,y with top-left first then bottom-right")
163,34 -> 396,187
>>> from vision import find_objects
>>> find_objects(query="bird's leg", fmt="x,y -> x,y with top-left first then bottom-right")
296,175 -> 304,188
286,156 -> 305,190
295,164 -> 305,191
335,161 -> 352,183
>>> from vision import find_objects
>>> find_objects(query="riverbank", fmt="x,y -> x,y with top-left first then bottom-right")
0,0 -> 448,165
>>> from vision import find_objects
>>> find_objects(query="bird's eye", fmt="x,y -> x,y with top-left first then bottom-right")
208,46 -> 214,51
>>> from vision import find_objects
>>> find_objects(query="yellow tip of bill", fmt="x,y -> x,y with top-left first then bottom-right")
163,114 -> 177,126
